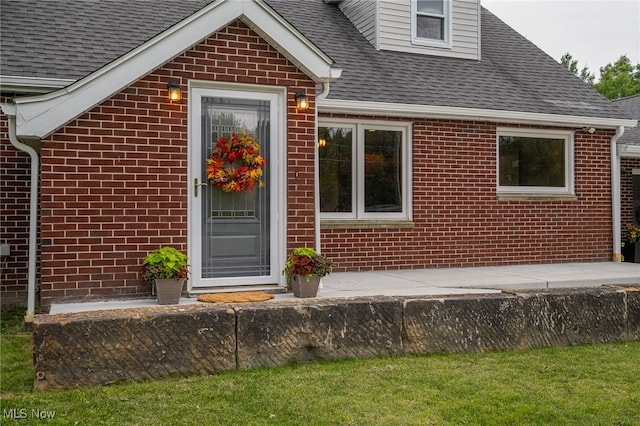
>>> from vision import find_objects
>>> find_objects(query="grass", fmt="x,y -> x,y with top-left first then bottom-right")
1,307 -> 639,425
1,307 -> 33,395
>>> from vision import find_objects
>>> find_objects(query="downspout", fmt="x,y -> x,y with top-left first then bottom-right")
314,81 -> 331,253
611,125 -> 625,262
2,105 -> 39,321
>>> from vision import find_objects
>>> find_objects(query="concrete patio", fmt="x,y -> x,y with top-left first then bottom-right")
49,261 -> 640,314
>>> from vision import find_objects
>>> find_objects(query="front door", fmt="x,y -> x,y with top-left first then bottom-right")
190,86 -> 283,288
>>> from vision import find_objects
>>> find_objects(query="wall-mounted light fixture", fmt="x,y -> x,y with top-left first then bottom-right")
318,137 -> 326,148
167,81 -> 181,102
294,91 -> 309,111
578,126 -> 596,134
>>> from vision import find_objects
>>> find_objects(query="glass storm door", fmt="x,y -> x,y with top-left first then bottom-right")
190,87 -> 281,288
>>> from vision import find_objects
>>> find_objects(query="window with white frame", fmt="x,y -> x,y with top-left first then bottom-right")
319,122 -> 411,220
497,128 -> 574,194
412,0 -> 450,46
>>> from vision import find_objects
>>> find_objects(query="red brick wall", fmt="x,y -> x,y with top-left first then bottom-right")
38,21 -> 316,308
621,157 -> 640,232
320,118 -> 615,271
1,98 -> 33,307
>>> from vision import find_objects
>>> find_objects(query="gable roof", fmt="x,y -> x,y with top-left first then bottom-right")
1,0 -> 340,139
1,0 -> 636,136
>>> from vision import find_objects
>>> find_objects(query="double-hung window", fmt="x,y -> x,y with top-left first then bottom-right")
412,0 -> 451,46
319,121 -> 411,221
497,128 -> 574,195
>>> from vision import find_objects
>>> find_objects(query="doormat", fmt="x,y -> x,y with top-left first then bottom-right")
197,292 -> 275,303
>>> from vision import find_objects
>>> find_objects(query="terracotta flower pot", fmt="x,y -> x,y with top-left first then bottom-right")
291,275 -> 321,298
154,278 -> 185,305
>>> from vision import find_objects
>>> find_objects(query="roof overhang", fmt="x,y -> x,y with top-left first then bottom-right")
618,144 -> 640,158
10,0 -> 341,139
319,99 -> 638,129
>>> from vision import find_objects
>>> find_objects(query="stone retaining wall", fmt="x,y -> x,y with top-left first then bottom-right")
33,287 -> 640,390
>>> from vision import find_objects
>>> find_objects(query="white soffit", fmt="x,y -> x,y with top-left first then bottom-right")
12,0 -> 340,139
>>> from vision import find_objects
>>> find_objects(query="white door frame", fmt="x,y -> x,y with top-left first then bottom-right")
187,81 -> 286,289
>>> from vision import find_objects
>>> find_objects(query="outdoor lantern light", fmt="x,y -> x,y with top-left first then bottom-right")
167,81 -> 181,102
294,92 -> 309,111
318,137 -> 326,147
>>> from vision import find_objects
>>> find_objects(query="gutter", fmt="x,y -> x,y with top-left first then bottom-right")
0,75 -> 75,94
318,99 -> 637,129
611,125 -> 625,262
617,143 -> 640,158
1,103 -> 39,322
315,82 -> 331,254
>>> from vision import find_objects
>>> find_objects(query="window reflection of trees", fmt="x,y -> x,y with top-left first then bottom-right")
319,127 -> 353,212
364,130 -> 402,212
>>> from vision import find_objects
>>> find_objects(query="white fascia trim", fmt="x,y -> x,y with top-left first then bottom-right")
0,75 -> 76,94
13,0 -> 339,139
618,144 -> 640,158
318,99 -> 638,129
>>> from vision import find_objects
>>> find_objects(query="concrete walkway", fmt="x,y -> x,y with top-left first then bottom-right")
49,261 -> 639,314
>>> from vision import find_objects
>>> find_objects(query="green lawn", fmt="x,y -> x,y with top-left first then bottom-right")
1,307 -> 639,425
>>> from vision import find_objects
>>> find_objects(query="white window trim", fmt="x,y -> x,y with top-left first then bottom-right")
496,127 -> 575,195
319,119 -> 412,221
411,0 -> 452,48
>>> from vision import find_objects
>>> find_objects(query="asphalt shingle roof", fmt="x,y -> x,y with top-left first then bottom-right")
614,95 -> 640,145
0,0 -> 632,122
0,0 -> 212,80
266,0 -> 628,120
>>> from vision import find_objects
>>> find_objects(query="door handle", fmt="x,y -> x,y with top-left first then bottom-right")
194,178 -> 207,197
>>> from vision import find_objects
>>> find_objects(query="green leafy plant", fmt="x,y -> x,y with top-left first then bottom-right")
141,246 -> 188,284
624,223 -> 640,243
283,247 -> 332,285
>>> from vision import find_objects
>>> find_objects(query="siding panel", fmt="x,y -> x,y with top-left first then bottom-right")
339,0 -> 378,47
342,0 -> 480,60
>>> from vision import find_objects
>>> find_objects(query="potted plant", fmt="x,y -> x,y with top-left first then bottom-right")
283,247 -> 333,298
141,246 -> 189,305
622,223 -> 640,263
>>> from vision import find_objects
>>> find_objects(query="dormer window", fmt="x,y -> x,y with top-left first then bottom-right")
412,0 -> 451,47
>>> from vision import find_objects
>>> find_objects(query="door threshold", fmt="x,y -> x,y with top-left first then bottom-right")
188,284 -> 286,296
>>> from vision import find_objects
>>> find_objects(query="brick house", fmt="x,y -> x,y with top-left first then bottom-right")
1,0 -> 636,316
